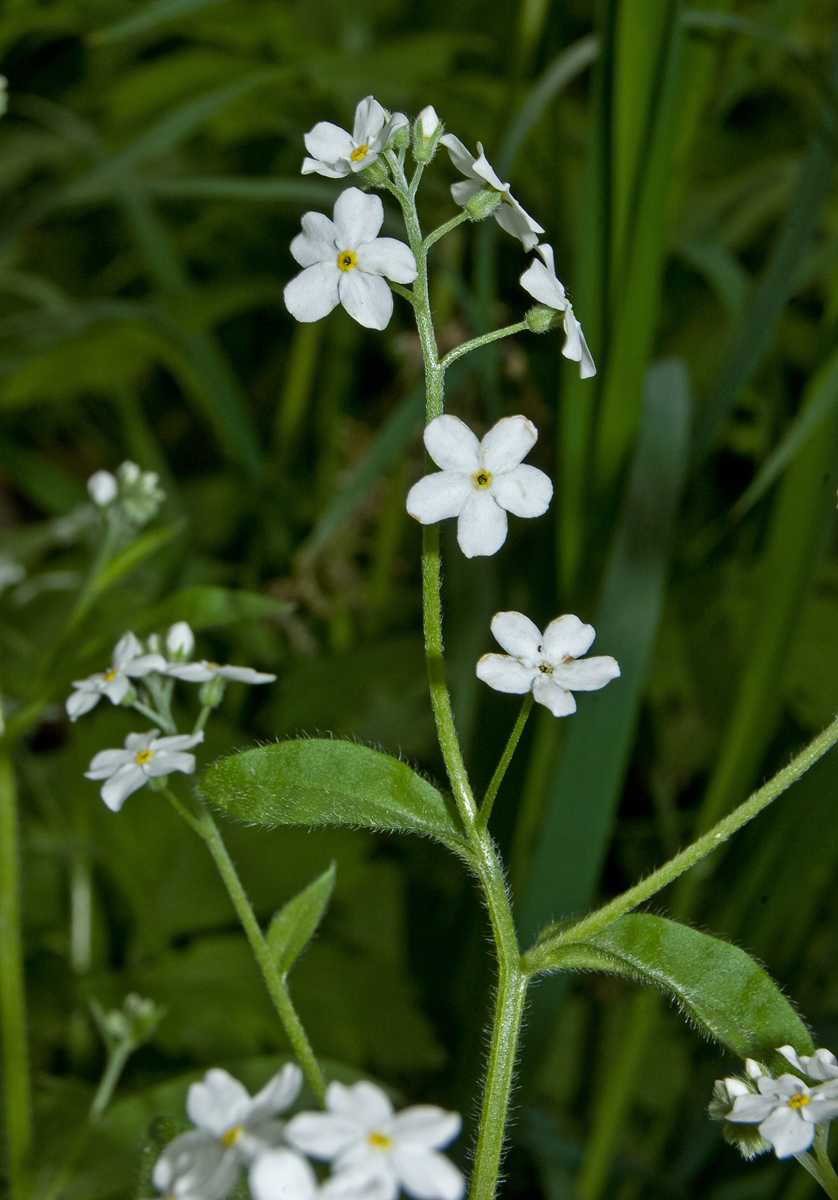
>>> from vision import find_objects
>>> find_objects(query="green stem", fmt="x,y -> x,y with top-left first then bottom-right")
131,699 -> 170,731
164,790 -> 326,1104
440,322 -> 528,370
810,1133 -> 838,1200
423,210 -> 470,250
192,704 -> 213,736
479,694 -> 533,829
0,750 -> 32,1200
89,1041 -> 133,1120
525,712 -> 838,965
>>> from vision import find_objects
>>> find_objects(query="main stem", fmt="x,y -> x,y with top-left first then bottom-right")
0,749 -> 32,1200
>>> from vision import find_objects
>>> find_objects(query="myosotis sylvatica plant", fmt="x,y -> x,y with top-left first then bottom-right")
4,91 -> 838,1200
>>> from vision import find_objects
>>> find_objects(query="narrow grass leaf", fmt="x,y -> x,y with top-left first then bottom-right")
90,0 -> 228,46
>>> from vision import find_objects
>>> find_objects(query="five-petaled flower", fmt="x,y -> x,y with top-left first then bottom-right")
301,96 -> 407,178
439,134 -> 544,251
284,189 -> 418,330
520,245 -> 596,378
66,632 -> 166,722
286,1080 -> 465,1200
406,415 -> 552,557
476,611 -> 620,716
726,1073 -> 838,1158
85,730 -> 204,811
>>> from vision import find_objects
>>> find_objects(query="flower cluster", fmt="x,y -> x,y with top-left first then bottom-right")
68,617 -> 276,811
88,460 -> 165,526
152,1067 -> 464,1200
712,1045 -> 838,1159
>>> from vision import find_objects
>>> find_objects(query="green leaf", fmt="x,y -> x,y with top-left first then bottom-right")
539,913 -> 813,1066
199,740 -> 472,857
91,0 -> 227,46
138,585 -> 291,633
266,863 -> 336,977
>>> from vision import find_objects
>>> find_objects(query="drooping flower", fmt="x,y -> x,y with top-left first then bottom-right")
520,245 -> 596,378
286,1081 -> 465,1200
67,632 -> 167,721
476,612 -> 620,717
301,96 -> 407,178
284,189 -> 417,330
85,730 -> 204,811
726,1073 -> 838,1158
406,414 -> 552,557
778,1045 -> 838,1083
438,134 -> 544,251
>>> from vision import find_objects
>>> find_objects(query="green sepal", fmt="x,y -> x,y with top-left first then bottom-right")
529,913 -> 813,1066
200,739 -> 473,858
266,863 -> 336,977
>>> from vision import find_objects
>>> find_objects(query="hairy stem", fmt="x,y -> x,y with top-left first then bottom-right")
440,322 -> 528,370
479,695 -> 533,829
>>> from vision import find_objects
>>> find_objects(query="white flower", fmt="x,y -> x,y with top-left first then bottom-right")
166,661 -> 276,684
67,632 -> 167,721
286,1081 -> 464,1200
87,470 -> 119,506
285,189 -> 418,330
85,730 -> 204,811
438,134 -> 544,251
302,96 -> 407,178
520,245 -> 596,378
406,414 -> 552,557
778,1045 -> 838,1082
185,1066 -> 302,1163
476,611 -> 620,717
726,1073 -> 838,1158
167,621 -> 196,660
152,1131 -> 242,1200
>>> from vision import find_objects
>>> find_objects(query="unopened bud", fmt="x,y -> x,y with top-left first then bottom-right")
87,470 -> 118,506
464,188 -> 503,222
199,675 -> 226,709
359,157 -> 390,187
166,621 -> 195,660
525,304 -> 558,334
412,106 -> 443,162
391,122 -> 410,150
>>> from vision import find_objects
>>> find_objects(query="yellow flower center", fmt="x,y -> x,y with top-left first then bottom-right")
538,663 -> 553,674
134,749 -> 154,765
338,250 -> 358,272
788,1094 -> 810,1109
103,668 -> 118,682
221,1125 -> 245,1147
351,145 -> 369,162
367,1131 -> 394,1151
472,471 -> 492,489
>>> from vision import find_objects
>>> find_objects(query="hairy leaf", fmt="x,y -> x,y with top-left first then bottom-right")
266,863 -> 336,977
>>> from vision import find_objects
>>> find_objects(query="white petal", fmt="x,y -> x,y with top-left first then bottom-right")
554,656 -> 620,693
490,611 -> 542,658
304,122 -> 356,164
153,732 -> 204,753
520,257 -> 566,310
424,415 -> 481,473
417,107 -> 440,138
124,653 -> 167,677
476,654 -> 535,695
541,614 -> 596,662
490,465 -> 552,519
153,1131 -> 240,1200
469,144 -> 505,192
450,178 -> 482,207
285,262 -> 341,323
439,133 -> 478,178
493,197 -> 543,251
353,96 -> 388,142
323,1163 -> 397,1200
167,662 -> 216,681
125,730 -> 156,753
144,751 -> 196,777
291,212 -> 337,267
391,1150 -> 465,1200
67,689 -> 101,720
167,621 -> 195,657
333,189 -> 383,250
302,156 -> 349,178
102,674 -> 131,703
339,270 -> 393,330
805,1098 -> 838,1123
370,112 -> 409,152
100,764 -> 146,811
805,1050 -> 838,1081
456,492 -> 508,557
85,748 -> 131,778
112,631 -> 143,667
390,1107 -> 461,1150
250,1149 -> 318,1200
87,470 -> 118,505
330,1081 -> 394,1127
356,237 -> 417,283
480,415 -> 538,474
188,1069 -> 252,1137
285,1112 -> 360,1160
407,473 -> 472,524
563,308 -> 596,378
727,1094 -> 780,1123
531,676 -> 577,717
215,665 -> 276,683
759,1107 -> 814,1158
247,1064 -> 303,1121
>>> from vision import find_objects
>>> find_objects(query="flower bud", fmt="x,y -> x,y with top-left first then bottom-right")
199,675 -> 226,709
87,470 -> 118,506
464,187 -> 503,222
524,304 -> 558,334
412,106 -> 443,162
391,122 -> 410,150
359,157 -> 390,187
167,621 -> 195,660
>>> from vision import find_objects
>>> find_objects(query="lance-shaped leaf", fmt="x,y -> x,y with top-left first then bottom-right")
200,740 -> 472,858
267,863 -> 336,978
530,913 -> 813,1066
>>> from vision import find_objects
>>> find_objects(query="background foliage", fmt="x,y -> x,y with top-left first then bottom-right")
2,0 -> 838,1198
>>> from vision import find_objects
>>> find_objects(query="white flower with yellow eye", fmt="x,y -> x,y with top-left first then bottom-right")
520,244 -> 596,379
302,96 -> 407,178
284,189 -> 417,330
726,1073 -> 838,1158
285,1081 -> 464,1200
438,134 -> 543,250
406,414 -> 552,557
66,632 -> 166,722
84,730 -> 204,811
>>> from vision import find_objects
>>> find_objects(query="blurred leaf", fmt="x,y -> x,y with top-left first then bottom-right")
539,913 -> 813,1066
91,0 -> 229,46
200,740 -> 471,856
95,522 -> 184,593
266,862 -> 336,977
138,586 -> 290,634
